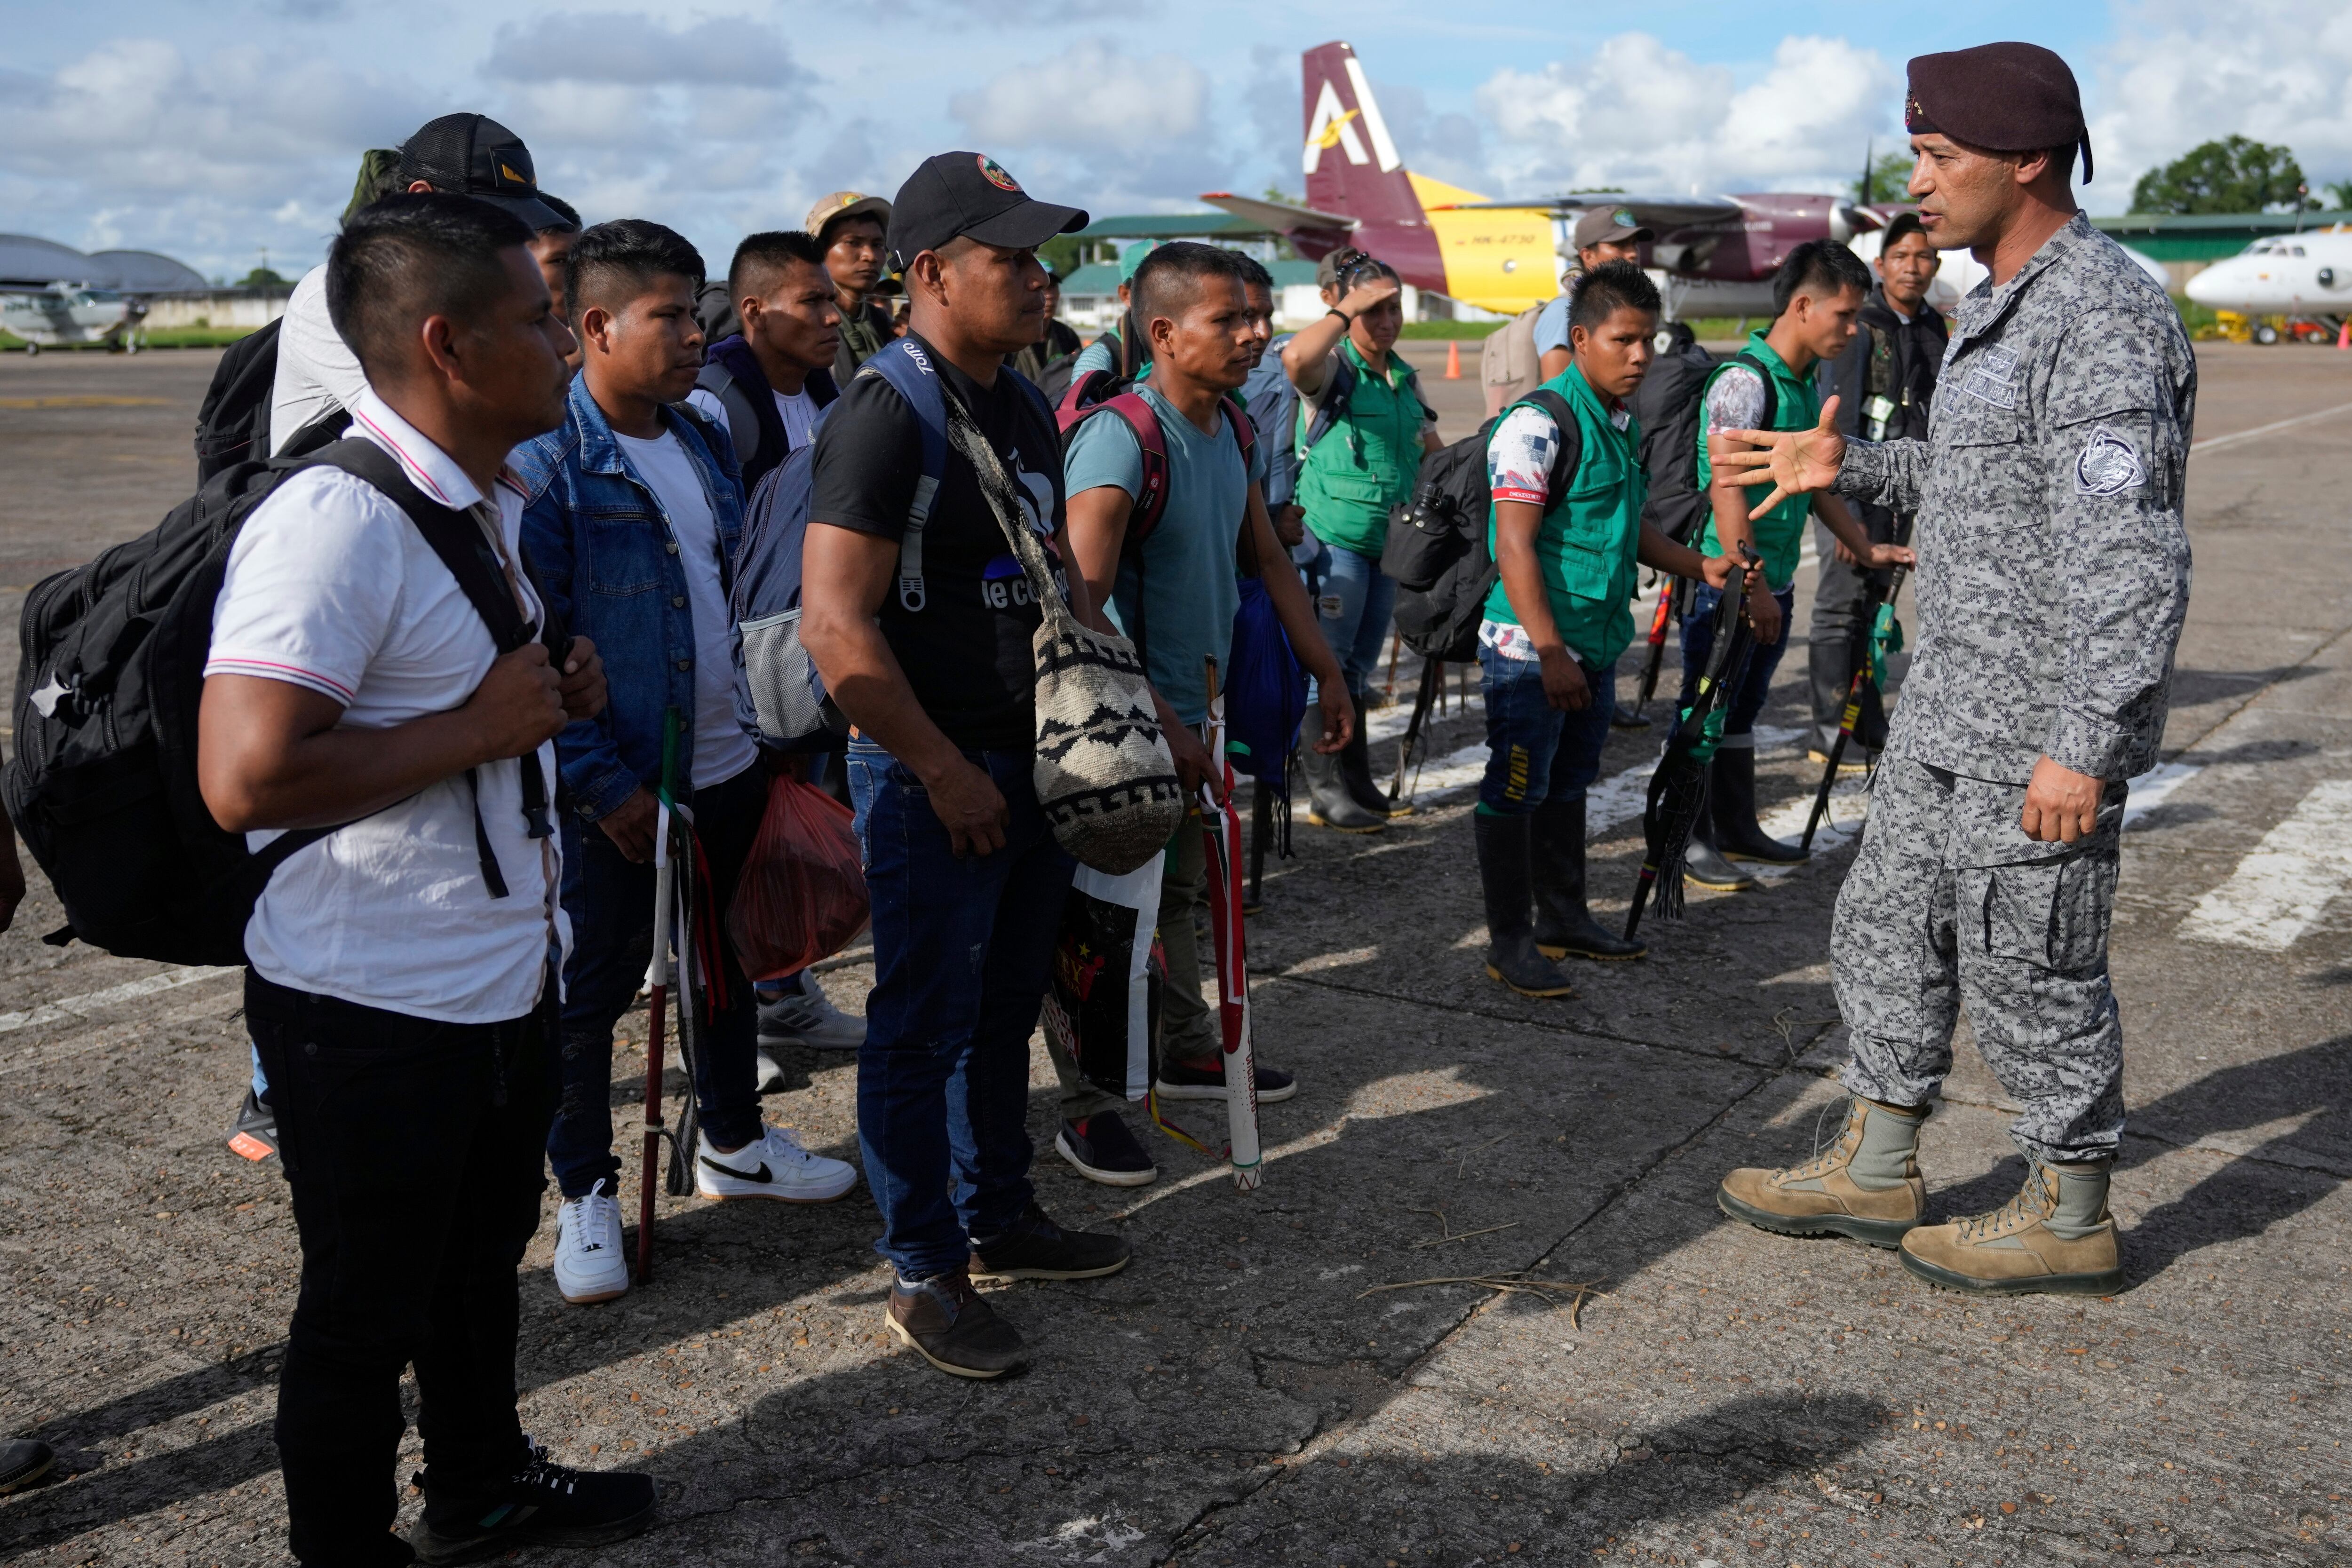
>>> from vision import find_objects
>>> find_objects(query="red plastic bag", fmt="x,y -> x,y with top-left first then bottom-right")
726,775 -> 869,982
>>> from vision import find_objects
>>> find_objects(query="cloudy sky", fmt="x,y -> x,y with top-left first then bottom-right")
2,0 -> 2347,281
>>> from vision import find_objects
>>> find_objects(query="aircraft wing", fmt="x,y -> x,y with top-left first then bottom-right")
1199,191 -> 1357,234
1428,194 -> 1748,230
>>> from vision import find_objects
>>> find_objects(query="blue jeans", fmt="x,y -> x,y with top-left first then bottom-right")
1300,537 -> 1397,700
546,765 -> 766,1199
848,740 -> 1076,1280
1678,582 -> 1796,743
1477,644 -> 1615,815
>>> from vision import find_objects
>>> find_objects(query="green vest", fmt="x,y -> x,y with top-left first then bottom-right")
1295,337 -> 1427,558
1480,365 -> 1646,668
1695,332 -> 1820,589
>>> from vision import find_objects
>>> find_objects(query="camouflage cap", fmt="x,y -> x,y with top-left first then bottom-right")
806,191 -> 893,245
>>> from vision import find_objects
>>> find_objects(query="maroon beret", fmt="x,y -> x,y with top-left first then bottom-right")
1905,41 -> 2092,182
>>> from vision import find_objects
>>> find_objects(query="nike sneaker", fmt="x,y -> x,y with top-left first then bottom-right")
693,1124 -> 857,1203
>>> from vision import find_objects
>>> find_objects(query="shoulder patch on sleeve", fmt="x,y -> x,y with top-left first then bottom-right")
2075,425 -> 2147,496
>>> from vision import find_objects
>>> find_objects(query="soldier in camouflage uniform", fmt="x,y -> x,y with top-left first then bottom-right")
1710,42 -> 2194,1296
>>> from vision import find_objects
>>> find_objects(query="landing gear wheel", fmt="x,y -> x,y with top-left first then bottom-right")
2253,323 -> 2280,345
22,341 -> 37,356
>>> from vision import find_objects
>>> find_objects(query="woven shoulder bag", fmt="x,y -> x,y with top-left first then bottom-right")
942,391 -> 1185,874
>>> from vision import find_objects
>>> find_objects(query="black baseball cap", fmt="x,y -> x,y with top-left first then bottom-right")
397,113 -> 565,230
886,152 -> 1087,273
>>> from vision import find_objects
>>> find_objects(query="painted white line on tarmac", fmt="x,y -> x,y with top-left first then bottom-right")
2189,398 -> 2352,456
0,965 -> 235,1034
2123,761 -> 2202,826
2177,778 -> 2352,951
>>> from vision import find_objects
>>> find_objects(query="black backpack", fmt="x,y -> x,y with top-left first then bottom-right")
192,317 -> 359,483
6,440 -> 564,966
693,280 -> 740,347
1381,387 -> 1579,663
1633,329 -> 1778,546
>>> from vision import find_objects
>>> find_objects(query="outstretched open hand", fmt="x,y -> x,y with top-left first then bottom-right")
1712,395 -> 1848,521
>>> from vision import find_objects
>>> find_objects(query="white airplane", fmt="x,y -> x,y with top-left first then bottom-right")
2185,226 -> 2352,334
0,283 -> 145,354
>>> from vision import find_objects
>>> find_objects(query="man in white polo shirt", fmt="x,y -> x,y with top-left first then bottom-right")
198,192 -> 652,1568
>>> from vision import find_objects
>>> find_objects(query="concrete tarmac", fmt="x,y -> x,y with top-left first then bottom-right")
0,341 -> 2347,1567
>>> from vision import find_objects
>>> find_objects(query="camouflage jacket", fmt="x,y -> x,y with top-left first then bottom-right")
1836,212 -> 2195,785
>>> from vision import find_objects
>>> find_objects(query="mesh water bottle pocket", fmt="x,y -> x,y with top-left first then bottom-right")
739,609 -> 823,746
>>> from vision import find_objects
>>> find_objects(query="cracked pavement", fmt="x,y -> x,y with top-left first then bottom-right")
0,342 -> 2347,1566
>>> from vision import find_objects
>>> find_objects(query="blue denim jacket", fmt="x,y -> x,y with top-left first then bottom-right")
514,373 -> 748,819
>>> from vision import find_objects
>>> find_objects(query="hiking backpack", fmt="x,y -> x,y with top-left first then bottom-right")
729,337 -> 1051,752
191,318 -> 284,482
1380,387 -> 1581,663
1633,329 -> 1780,546
692,336 -> 838,495
7,440 -> 566,966
191,316 -> 361,483
1478,301 -> 1546,415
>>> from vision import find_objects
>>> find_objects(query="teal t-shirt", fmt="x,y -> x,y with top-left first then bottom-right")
1064,384 -> 1268,724
1071,334 -> 1117,381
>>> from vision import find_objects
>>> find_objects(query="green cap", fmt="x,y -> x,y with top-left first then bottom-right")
1118,240 -> 1160,285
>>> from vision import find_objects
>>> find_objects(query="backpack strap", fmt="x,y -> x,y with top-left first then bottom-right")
1220,390 -> 1257,474
300,438 -> 565,895
696,339 -> 779,486
1727,349 -> 1782,431
860,338 -> 950,613
1518,388 -> 1583,509
1298,351 -> 1356,455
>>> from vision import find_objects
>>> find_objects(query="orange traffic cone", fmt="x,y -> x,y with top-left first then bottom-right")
2339,318 -> 2350,350
1444,338 -> 1462,379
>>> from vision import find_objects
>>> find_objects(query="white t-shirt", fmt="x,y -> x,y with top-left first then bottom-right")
269,264 -> 368,455
612,428 -> 758,790
208,388 -> 566,1023
683,383 -> 820,466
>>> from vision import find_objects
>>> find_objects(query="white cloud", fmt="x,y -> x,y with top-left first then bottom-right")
1478,32 -> 1896,197
950,38 -> 1205,152
2088,0 -> 2352,209
484,11 -> 806,88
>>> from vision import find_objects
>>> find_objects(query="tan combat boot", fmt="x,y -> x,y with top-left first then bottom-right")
1899,1158 -> 2123,1296
1716,1096 -> 1927,1249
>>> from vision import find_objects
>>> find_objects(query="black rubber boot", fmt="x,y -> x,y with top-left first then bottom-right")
1341,691 -> 1407,817
1682,809 -> 1756,891
1302,741 -> 1383,832
1711,746 -> 1808,864
1530,798 -> 1645,961
1474,811 -> 1576,998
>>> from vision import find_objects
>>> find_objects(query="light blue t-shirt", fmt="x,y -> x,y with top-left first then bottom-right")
1071,335 -> 1117,381
1533,291 -> 1573,357
1065,383 -> 1269,724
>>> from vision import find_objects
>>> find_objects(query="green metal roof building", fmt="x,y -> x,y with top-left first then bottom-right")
2093,211 -> 2352,265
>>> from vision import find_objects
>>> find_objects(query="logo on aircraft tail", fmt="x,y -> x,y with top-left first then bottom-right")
1302,52 -> 1402,176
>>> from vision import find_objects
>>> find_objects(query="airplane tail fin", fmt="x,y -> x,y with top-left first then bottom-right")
1301,41 -> 1423,230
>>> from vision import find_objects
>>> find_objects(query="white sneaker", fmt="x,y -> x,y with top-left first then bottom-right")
553,1180 -> 630,1304
755,1050 -> 789,1093
695,1124 -> 858,1203
755,972 -> 865,1052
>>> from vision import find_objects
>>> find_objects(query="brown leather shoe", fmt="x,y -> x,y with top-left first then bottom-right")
1899,1160 -> 2123,1296
1716,1096 -> 1926,1249
885,1269 -> 1027,1379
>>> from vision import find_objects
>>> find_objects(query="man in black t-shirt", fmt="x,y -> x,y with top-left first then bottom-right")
801,151 -> 1131,1382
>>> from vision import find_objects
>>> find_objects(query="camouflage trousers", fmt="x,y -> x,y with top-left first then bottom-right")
1832,755 -> 2128,1165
